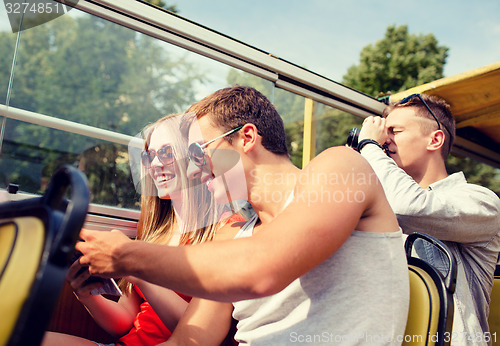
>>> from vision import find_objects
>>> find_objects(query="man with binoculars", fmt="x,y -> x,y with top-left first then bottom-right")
356,93 -> 500,345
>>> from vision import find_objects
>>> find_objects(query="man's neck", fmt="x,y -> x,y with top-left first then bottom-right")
247,156 -> 299,224
414,157 -> 449,189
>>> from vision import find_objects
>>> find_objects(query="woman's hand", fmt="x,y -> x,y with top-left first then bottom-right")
66,257 -> 103,301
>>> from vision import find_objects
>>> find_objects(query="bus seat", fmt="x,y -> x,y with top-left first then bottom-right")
403,232 -> 457,346
488,265 -> 500,337
0,165 -> 89,346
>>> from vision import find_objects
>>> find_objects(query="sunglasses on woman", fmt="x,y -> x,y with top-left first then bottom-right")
188,126 -> 243,167
141,144 -> 174,168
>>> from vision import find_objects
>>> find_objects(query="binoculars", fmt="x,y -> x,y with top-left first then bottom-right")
346,128 -> 361,149
346,127 -> 390,156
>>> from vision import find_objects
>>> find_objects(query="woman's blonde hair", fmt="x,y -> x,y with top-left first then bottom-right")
120,114 -> 223,294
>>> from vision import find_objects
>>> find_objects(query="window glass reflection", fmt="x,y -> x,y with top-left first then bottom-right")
0,8 -> 309,207
315,103 -> 363,154
0,31 -> 17,105
0,119 -> 140,208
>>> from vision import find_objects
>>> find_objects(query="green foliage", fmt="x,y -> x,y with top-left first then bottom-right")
0,13 -> 204,207
142,0 -> 178,13
0,30 -> 17,102
284,120 -> 303,168
315,109 -> 363,153
343,25 -> 448,97
78,143 -> 140,208
447,156 -> 500,196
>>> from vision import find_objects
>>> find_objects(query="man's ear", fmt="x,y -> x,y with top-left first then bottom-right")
240,123 -> 259,153
427,130 -> 446,153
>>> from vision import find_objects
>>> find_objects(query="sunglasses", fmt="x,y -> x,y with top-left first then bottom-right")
141,144 -> 174,168
400,94 -> 451,136
188,126 -> 243,167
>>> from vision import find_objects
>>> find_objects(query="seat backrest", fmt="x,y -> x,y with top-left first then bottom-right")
403,233 -> 457,346
487,265 -> 500,338
0,217 -> 45,346
0,165 -> 89,346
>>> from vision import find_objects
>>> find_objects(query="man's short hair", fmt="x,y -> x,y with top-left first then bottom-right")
383,94 -> 455,159
183,85 -> 289,156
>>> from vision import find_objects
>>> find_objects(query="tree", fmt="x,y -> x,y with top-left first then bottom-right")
343,25 -> 448,97
0,11 -> 206,206
343,25 -> 499,196
144,0 -> 178,13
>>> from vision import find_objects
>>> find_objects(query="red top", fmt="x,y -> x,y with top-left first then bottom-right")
116,213 -> 245,345
117,286 -> 191,346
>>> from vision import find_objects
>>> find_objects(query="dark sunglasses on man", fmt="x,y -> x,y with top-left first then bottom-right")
188,126 -> 243,167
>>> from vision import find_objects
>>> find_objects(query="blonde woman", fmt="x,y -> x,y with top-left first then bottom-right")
43,114 -> 243,346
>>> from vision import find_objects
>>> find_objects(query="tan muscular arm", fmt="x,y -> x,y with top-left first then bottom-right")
78,147 -> 395,302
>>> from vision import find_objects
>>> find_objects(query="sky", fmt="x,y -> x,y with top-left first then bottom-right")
1,0 -> 499,83
174,0 -> 500,82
